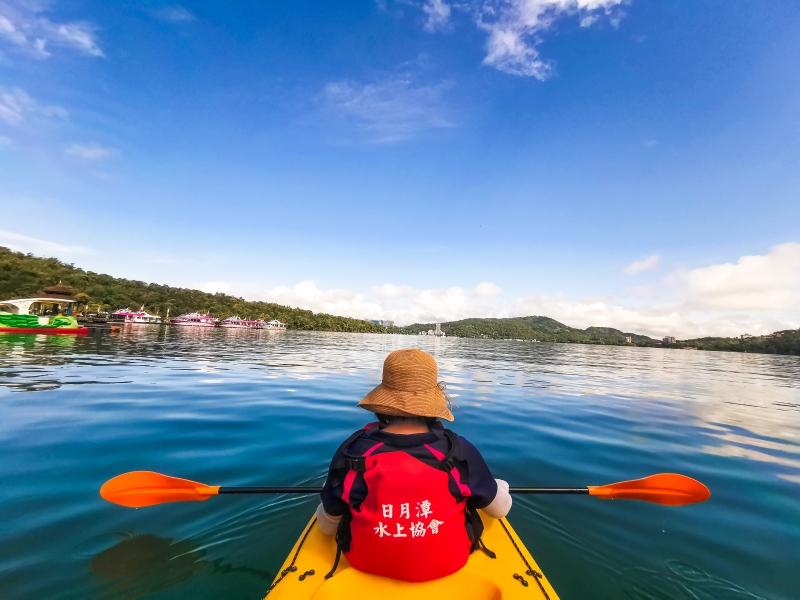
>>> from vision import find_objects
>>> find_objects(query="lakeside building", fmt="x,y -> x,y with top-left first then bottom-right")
420,323 -> 446,337
370,319 -> 395,328
663,336 -> 677,344
625,336 -> 632,343
0,282 -> 78,316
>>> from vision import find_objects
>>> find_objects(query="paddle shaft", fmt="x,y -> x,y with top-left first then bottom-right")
216,486 -> 589,495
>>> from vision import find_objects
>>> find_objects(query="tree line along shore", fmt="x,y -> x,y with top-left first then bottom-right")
390,317 -> 799,356
0,247 -> 384,333
2,247 -> 797,354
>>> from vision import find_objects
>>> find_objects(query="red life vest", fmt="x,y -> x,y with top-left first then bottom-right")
336,425 -> 475,582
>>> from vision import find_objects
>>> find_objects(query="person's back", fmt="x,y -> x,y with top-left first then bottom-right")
317,349 -> 512,582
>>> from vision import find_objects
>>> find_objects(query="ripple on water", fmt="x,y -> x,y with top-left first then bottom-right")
619,561 -> 772,600
0,330 -> 798,600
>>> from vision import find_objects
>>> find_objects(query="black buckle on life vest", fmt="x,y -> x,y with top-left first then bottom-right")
441,456 -> 456,471
345,456 -> 366,472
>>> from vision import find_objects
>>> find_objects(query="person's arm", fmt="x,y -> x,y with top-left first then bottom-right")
482,478 -> 512,518
317,442 -> 351,535
458,436 -> 513,519
315,502 -> 342,535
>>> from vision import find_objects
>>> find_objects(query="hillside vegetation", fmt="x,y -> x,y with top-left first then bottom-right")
0,247 -> 384,333
390,316 -> 656,345
674,331 -> 799,355
391,317 -> 800,355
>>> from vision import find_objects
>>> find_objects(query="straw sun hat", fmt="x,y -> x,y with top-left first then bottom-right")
358,348 -> 458,422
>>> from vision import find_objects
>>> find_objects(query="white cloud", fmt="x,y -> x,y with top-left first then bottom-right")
474,281 -> 502,297
624,254 -> 660,276
474,0 -> 624,78
0,86 -> 28,124
54,22 -> 103,56
322,70 -> 454,142
197,281 -> 231,294
152,5 -> 196,23
64,142 -> 116,159
0,229 -> 90,255
423,0 -> 451,32
200,281 -> 231,294
256,281 -> 505,324
243,243 -> 800,339
0,86 -> 67,125
0,0 -> 103,59
684,242 -> 800,311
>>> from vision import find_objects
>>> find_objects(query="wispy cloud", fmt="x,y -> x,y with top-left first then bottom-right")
64,142 -> 116,159
152,5 -> 196,23
477,0 -> 624,78
423,0 -> 451,32
322,66 -> 454,142
0,229 -> 91,255
0,0 -> 103,59
624,254 -> 660,276
0,87 -> 67,125
412,0 -> 628,78
0,133 -> 12,145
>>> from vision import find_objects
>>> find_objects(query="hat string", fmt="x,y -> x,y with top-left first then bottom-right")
438,381 -> 459,411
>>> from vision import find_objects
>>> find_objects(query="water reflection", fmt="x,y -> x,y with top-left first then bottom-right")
1,329 -> 798,600
90,533 -> 272,600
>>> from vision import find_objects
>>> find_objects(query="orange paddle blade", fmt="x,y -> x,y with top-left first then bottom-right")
588,473 -> 710,506
100,471 -> 220,508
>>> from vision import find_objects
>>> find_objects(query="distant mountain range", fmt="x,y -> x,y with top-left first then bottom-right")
392,316 -> 654,345
391,317 -> 800,356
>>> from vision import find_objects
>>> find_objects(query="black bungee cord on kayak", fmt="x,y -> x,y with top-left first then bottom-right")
264,518 -> 317,596
499,518 -> 551,600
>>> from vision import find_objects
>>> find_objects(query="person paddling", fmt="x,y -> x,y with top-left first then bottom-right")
317,348 -> 512,582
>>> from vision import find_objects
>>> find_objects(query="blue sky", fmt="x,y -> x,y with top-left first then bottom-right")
1,0 -> 799,336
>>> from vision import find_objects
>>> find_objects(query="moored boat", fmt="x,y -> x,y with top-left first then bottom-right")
110,306 -> 163,325
169,312 -> 218,327
0,313 -> 88,335
0,282 -> 88,335
266,319 -> 286,330
219,316 -> 268,329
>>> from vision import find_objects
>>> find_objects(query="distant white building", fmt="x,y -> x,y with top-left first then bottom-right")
663,336 -> 677,344
625,336 -> 632,343
370,319 -> 395,328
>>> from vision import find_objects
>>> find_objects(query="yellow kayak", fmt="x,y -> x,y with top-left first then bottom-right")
265,511 -> 559,600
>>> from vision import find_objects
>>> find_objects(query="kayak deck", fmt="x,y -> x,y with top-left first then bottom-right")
265,511 -> 559,600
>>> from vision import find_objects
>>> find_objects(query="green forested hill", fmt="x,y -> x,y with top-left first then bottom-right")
675,331 -> 800,355
390,316 -> 656,345
0,247 -> 384,333
391,316 -> 799,354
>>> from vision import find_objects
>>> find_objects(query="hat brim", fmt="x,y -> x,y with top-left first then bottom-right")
358,383 -> 454,422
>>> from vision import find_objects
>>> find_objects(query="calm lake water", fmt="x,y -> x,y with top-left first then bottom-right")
1,329 -> 798,599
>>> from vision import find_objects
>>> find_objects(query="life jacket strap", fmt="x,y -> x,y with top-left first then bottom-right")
325,503 -> 354,579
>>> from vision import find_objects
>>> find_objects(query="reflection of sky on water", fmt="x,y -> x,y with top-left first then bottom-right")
1,328 -> 799,599
3,329 -> 798,447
